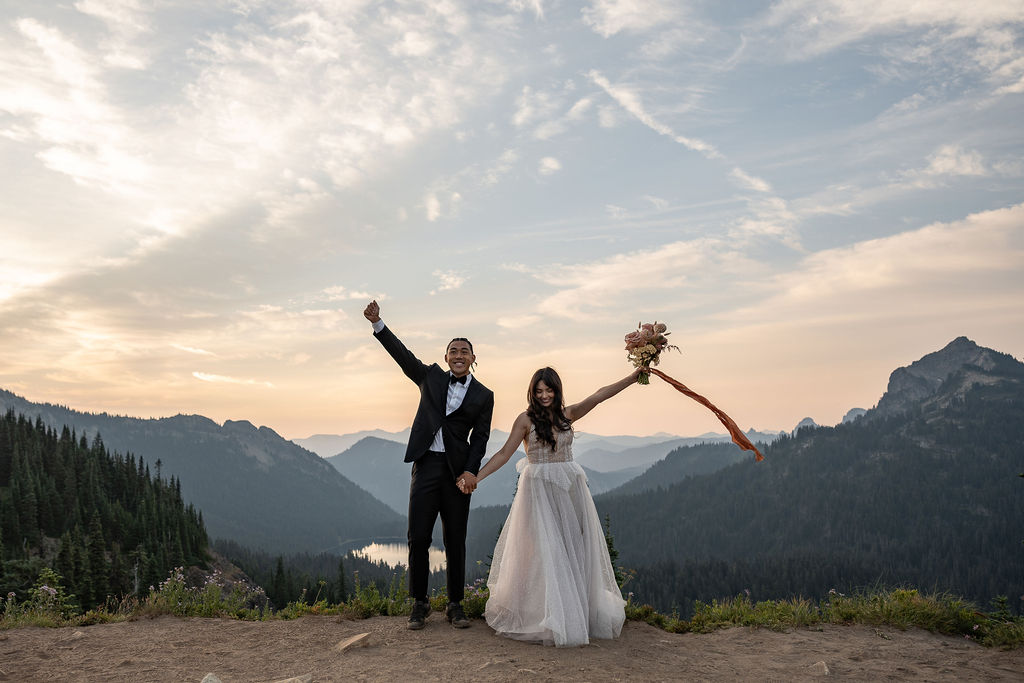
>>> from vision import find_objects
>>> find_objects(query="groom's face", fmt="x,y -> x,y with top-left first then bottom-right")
445,340 -> 475,378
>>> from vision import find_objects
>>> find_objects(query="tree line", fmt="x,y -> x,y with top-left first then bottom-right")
0,410 -> 208,610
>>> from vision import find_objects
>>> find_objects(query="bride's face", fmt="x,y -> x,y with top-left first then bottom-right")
533,380 -> 555,408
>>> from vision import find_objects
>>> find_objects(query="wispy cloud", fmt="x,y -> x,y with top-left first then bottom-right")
430,270 -> 466,295
193,372 -> 274,388
173,344 -> 215,356
589,70 -> 720,158
320,286 -> 382,302
581,0 -> 682,38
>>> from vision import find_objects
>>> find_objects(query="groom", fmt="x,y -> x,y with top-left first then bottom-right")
363,300 -> 494,630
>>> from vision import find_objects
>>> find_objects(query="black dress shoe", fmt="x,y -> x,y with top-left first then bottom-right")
446,602 -> 470,629
408,599 -> 430,630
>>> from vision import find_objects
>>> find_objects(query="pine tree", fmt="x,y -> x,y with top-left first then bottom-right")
271,556 -> 287,608
87,511 -> 109,608
336,556 -> 348,603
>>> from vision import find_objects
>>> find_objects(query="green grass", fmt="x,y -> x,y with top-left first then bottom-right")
3,567 -> 1021,649
625,588 -> 1024,648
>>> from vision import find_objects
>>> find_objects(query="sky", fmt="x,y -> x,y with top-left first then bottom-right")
1,0 -> 1023,442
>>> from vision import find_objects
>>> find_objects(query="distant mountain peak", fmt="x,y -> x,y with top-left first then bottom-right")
841,408 -> 867,424
791,417 -> 818,435
873,336 -> 1023,417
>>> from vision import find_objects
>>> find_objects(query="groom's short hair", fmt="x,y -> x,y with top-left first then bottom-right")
447,337 -> 474,354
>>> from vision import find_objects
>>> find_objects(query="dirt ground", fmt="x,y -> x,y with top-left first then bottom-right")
2,613 -> 1022,682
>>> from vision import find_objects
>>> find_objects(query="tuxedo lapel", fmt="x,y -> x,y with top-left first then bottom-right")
427,366 -> 448,410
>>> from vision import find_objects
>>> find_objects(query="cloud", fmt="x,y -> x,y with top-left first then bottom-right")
237,305 -> 349,335
507,0 -> 545,20
5,18 -> 151,194
192,371 -> 274,388
530,238 -> 740,320
589,70 -> 720,158
581,0 -> 682,38
497,314 -> 541,329
605,204 -> 627,219
643,195 -> 668,209
730,168 -> 773,193
320,286 -> 381,302
74,0 -> 152,69
430,270 -> 466,295
538,156 -> 561,175
513,86 -> 560,128
425,194 -> 442,221
758,1 -> 1024,96
921,145 -> 987,177
734,202 -> 1024,328
173,344 -> 216,356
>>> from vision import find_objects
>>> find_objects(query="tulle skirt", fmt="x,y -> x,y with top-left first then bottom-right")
484,459 -> 626,647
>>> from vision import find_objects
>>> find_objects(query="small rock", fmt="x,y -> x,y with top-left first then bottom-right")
335,632 -> 374,652
269,675 -> 312,683
200,675 -> 223,683
809,661 -> 830,676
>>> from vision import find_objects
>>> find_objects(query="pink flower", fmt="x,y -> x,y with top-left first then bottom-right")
624,331 -> 643,348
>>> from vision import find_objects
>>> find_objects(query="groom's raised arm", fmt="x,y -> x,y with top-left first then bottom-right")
364,300 -> 429,385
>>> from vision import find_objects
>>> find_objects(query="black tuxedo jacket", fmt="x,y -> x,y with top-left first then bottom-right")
374,325 -> 494,478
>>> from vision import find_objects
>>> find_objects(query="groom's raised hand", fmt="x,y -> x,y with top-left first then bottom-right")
363,300 -> 380,323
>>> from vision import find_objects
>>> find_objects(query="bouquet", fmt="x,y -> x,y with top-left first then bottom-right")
622,320 -> 765,462
624,322 -> 679,384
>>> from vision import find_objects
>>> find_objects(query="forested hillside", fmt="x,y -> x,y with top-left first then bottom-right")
0,389 -> 405,553
0,410 -> 208,610
597,348 -> 1024,615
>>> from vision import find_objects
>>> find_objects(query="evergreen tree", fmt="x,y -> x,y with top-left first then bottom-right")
271,556 -> 287,608
336,556 -> 348,603
87,511 -> 109,606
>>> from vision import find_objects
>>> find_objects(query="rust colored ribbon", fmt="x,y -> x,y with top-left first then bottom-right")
647,367 -> 765,462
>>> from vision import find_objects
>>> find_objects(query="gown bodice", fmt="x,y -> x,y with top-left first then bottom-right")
525,424 -> 574,464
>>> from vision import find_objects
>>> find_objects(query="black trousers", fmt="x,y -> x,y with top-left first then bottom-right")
408,452 -> 470,603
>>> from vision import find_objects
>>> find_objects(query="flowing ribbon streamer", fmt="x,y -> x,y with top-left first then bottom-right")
648,367 -> 765,462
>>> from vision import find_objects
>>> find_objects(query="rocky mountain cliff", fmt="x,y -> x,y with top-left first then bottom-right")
873,336 -> 1023,417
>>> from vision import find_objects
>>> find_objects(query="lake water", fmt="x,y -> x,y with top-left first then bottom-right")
352,542 -> 447,573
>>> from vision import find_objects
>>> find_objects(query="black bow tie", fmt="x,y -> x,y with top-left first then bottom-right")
449,374 -> 467,385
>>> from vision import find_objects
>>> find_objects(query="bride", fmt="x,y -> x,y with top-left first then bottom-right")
467,366 -> 640,647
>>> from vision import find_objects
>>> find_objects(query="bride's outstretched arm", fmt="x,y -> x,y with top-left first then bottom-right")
474,412 -> 531,484
565,368 -> 642,422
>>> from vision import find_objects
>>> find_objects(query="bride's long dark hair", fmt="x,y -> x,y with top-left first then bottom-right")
527,367 -> 572,449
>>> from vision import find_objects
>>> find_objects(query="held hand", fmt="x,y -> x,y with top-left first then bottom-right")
363,300 -> 381,323
456,471 -> 478,494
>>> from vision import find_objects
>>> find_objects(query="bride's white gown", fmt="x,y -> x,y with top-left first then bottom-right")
484,425 -> 626,647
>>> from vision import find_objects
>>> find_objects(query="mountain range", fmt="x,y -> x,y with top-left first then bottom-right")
0,391 -> 404,553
